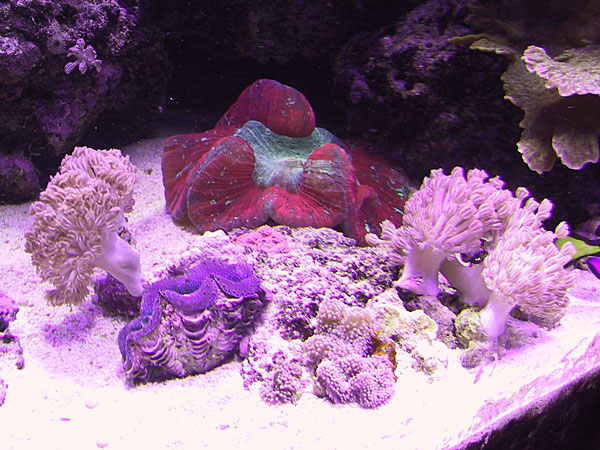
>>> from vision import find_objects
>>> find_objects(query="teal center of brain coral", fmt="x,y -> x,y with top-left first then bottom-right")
234,120 -> 345,193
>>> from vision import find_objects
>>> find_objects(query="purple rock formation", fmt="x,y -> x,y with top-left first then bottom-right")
0,153 -> 40,203
333,0 -> 522,179
0,0 -> 167,183
0,378 -> 5,406
0,290 -> 18,333
0,290 -> 23,370
333,0 -> 600,232
242,336 -> 306,405
0,33 -> 41,84
118,259 -> 270,383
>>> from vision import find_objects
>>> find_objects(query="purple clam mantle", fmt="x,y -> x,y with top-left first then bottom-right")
118,259 -> 270,383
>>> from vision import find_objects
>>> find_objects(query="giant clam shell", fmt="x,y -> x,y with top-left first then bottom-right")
118,259 -> 270,383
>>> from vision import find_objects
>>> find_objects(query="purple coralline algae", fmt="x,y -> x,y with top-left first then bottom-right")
118,259 -> 270,383
0,0 -> 166,166
0,290 -> 18,333
238,226 -> 397,406
232,225 -> 291,254
93,274 -> 142,319
234,226 -> 395,345
0,378 -> 6,406
0,154 -> 40,203
0,290 -> 24,371
241,333 -> 307,405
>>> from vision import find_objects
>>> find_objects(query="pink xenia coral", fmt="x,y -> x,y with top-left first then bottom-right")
368,166 -> 577,338
367,167 -> 515,296
479,197 -> 576,337
25,146 -> 141,306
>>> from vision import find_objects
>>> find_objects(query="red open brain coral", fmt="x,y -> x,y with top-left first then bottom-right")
162,79 -> 410,245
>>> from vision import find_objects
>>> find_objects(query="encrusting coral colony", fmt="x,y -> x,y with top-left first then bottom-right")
20,79 -> 580,410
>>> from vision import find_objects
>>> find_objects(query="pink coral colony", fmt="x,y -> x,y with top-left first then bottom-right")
162,79 -> 410,245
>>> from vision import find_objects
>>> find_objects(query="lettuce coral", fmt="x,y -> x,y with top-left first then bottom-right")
25,146 -> 141,306
456,2 -> 600,173
504,45 -> 600,172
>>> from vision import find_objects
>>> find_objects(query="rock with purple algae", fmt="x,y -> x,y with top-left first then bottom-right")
0,33 -> 41,84
241,331 -> 308,405
333,0 -> 522,182
0,378 -> 6,406
0,291 -> 24,370
0,0 -> 166,158
456,309 -> 544,369
454,308 -> 487,349
230,226 -> 399,406
369,289 -> 451,377
232,225 -> 291,254
93,273 -> 142,319
0,291 -> 18,333
256,227 -> 394,340
401,293 -> 460,349
0,154 -> 40,204
118,259 -> 270,383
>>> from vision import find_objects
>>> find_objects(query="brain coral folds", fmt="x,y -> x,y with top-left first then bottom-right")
162,79 -> 410,245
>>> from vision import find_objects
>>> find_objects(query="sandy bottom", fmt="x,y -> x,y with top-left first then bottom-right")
1,136 -> 600,450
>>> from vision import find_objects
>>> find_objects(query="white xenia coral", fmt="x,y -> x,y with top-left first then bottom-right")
380,167 -> 513,296
369,165 -> 577,338
64,38 -> 102,75
25,146 -> 141,306
480,201 -> 577,338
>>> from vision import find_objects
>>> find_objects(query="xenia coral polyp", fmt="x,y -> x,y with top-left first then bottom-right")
25,146 -> 141,306
367,166 -> 577,338
371,167 -> 509,296
479,203 -> 576,338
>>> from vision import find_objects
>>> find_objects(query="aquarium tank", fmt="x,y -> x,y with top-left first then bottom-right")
1,1 -> 600,449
